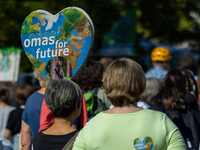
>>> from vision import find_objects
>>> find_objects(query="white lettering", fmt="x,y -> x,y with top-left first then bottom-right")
52,49 -> 57,57
31,38 -> 41,47
36,48 -> 40,59
63,48 -> 69,56
64,41 -> 68,47
47,48 -> 51,57
49,36 -> 55,45
55,40 -> 59,48
40,50 -> 46,58
24,39 -> 30,48
42,37 -> 48,46
58,42 -> 63,48
59,49 -> 63,56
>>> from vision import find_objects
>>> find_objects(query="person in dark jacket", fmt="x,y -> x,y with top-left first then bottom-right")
150,69 -> 200,150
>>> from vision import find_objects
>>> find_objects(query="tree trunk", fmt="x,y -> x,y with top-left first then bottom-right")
67,60 -> 70,78
50,57 -> 56,80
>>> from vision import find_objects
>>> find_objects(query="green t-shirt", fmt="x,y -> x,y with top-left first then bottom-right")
73,109 -> 186,150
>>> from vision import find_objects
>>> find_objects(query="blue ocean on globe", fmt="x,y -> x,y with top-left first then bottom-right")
21,11 -> 91,78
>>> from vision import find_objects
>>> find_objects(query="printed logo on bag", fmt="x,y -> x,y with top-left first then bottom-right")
134,136 -> 153,150
21,7 -> 94,80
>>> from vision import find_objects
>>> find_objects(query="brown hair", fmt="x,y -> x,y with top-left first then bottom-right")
99,57 -> 114,72
75,59 -> 103,92
0,84 -> 9,104
103,58 -> 146,107
152,69 -> 186,110
33,69 -> 49,87
180,55 -> 195,71
16,84 -> 33,105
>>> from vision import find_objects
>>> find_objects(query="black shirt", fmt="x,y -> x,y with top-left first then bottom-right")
6,107 -> 24,135
33,130 -> 78,150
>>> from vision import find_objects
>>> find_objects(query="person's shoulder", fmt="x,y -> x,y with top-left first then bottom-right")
83,112 -> 104,127
145,67 -> 155,75
9,108 -> 18,114
33,132 -> 43,147
144,109 -> 167,120
185,91 -> 197,105
33,132 -> 42,141
6,105 -> 15,111
26,91 -> 44,104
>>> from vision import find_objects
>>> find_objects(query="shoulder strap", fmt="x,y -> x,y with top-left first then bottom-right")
62,131 -> 79,150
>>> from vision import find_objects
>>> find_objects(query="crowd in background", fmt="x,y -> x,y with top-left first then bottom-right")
0,47 -> 200,150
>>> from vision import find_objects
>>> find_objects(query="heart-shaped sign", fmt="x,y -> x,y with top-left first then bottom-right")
21,7 -> 94,80
134,136 -> 153,150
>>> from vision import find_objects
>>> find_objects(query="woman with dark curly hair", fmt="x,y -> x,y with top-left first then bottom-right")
72,58 -> 186,150
75,59 -> 104,92
75,59 -> 111,119
150,69 -> 187,111
150,69 -> 200,150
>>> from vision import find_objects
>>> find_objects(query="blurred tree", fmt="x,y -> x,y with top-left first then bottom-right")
0,0 -> 199,72
136,0 -> 200,43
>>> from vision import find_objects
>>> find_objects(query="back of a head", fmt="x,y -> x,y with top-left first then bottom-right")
154,69 -> 186,110
99,57 -> 114,73
16,84 -> 33,105
140,78 -> 160,104
163,69 -> 186,90
33,69 -> 49,88
180,55 -> 195,71
75,59 -> 103,92
0,84 -> 9,104
45,79 -> 82,118
103,58 -> 146,107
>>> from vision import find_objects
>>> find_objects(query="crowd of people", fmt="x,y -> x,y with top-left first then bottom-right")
0,46 -> 200,150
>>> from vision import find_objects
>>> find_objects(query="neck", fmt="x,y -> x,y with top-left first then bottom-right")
38,87 -> 46,94
43,117 -> 75,135
105,104 -> 143,114
0,101 -> 8,107
20,105 -> 25,109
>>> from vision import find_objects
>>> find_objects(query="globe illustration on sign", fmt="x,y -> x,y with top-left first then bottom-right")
21,7 -> 94,79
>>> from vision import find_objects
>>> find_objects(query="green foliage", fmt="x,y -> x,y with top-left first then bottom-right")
136,0 -> 200,42
0,0 -> 200,72
0,46 -> 22,54
46,71 -> 50,81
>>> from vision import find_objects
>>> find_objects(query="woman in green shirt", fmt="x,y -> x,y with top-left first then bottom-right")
73,58 -> 186,150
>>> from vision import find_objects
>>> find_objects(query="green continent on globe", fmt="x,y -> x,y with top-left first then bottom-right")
57,8 -> 91,41
62,9 -> 87,35
26,53 -> 46,72
56,8 -> 92,72
21,12 -> 41,35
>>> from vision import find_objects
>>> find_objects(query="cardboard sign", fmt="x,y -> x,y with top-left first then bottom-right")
0,48 -> 21,82
21,7 -> 94,80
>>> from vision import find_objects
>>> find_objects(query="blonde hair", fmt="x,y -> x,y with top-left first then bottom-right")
33,69 -> 49,87
140,78 -> 160,104
103,58 -> 146,107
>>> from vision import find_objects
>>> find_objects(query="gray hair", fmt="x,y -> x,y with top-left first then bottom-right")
45,79 -> 82,118
33,69 -> 49,87
140,78 -> 160,104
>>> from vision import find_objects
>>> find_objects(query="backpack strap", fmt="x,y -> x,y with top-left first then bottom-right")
93,88 -> 107,111
62,131 -> 79,150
